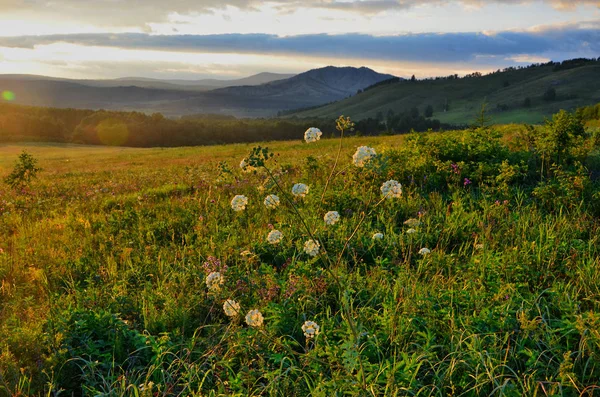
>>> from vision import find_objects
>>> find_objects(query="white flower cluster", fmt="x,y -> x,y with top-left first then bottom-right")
352,146 -> 376,167
380,180 -> 402,199
206,271 -> 224,292
264,194 -> 280,209
231,195 -> 249,211
323,211 -> 340,225
292,183 -> 309,198
372,232 -> 384,240
419,248 -> 431,255
245,309 -> 264,327
304,239 -> 320,257
223,299 -> 240,317
304,127 -> 323,143
267,229 -> 283,244
406,228 -> 417,234
301,320 -> 320,339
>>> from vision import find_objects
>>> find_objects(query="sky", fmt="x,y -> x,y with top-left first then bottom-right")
0,0 -> 599,80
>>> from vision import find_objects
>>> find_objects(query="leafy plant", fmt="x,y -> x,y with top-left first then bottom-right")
4,150 -> 42,189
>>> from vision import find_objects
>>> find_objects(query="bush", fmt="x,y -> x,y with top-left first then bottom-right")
4,150 -> 42,189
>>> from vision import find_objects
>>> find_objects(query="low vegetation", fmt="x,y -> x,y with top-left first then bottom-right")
1,109 -> 600,396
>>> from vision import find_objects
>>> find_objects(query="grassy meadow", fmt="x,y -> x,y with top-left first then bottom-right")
1,113 -> 600,396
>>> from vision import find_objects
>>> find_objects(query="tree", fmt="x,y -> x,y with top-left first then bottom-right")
410,107 -> 419,119
5,150 -> 42,189
410,74 -> 416,82
474,101 -> 492,128
443,99 -> 450,112
535,110 -> 585,176
543,87 -> 557,101
425,105 -> 434,118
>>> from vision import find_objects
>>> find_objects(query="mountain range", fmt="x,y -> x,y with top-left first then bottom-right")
0,67 -> 394,117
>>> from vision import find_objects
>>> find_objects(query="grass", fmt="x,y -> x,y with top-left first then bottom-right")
1,119 -> 600,396
289,63 -> 600,126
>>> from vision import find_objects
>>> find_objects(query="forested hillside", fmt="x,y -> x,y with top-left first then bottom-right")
289,58 -> 600,125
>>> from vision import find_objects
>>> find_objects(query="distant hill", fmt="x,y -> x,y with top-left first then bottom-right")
154,66 -> 394,117
0,72 -> 294,92
0,79 -> 194,109
0,66 -> 394,117
288,59 -> 600,125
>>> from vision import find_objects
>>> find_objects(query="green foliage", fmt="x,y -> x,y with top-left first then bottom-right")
4,150 -> 42,189
473,101 -> 492,128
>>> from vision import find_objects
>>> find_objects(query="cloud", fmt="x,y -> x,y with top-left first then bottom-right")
0,0 -> 599,28
1,22 -> 598,64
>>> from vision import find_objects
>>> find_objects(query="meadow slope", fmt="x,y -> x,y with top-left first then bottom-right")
290,62 -> 600,126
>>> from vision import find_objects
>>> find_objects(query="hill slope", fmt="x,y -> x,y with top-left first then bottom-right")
0,67 -> 392,117
289,61 -> 600,125
0,72 -> 294,92
156,66 -> 395,117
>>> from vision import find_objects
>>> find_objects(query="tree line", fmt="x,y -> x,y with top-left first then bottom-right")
0,103 -> 449,147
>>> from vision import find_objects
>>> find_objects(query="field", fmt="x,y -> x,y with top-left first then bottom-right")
1,114 -> 600,396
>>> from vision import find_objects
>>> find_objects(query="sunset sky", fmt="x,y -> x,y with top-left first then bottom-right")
0,0 -> 599,79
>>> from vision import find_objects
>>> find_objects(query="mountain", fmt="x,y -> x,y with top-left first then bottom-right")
155,66 -> 395,116
0,72 -> 294,92
0,79 -> 194,110
0,66 -> 394,117
288,60 -> 600,125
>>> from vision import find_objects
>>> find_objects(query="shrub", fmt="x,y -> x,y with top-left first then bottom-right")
4,150 -> 42,189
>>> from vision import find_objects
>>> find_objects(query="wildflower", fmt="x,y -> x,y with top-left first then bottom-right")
304,127 -> 323,143
223,299 -> 241,317
267,229 -> 283,244
206,271 -> 224,292
404,218 -> 421,228
323,211 -> 340,225
406,228 -> 417,234
302,320 -> 320,339
240,250 -> 258,264
202,256 -> 228,274
240,158 -> 255,173
304,239 -> 320,257
464,178 -> 472,186
245,309 -> 264,327
264,194 -> 280,209
380,180 -> 402,199
372,232 -> 384,240
474,243 -> 484,250
352,146 -> 376,167
292,183 -> 309,198
231,195 -> 249,211
418,248 -> 431,255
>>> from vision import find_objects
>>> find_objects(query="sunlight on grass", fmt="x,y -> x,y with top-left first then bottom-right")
1,113 -> 600,396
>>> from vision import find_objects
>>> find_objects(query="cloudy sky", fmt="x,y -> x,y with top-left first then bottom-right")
0,0 -> 599,79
